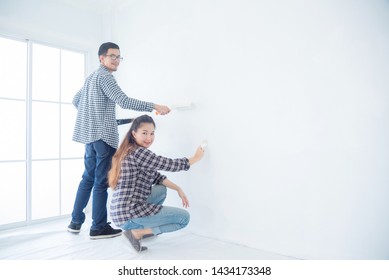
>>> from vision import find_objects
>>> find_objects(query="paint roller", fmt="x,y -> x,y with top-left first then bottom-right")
200,140 -> 208,150
117,102 -> 195,125
155,102 -> 194,115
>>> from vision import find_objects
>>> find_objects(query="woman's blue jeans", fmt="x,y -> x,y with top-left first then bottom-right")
71,140 -> 116,231
120,185 -> 190,235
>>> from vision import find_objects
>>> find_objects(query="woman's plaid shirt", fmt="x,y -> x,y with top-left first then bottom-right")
110,147 -> 190,226
72,65 -> 154,149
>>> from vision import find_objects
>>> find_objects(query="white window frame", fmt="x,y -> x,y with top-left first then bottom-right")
0,35 -> 86,230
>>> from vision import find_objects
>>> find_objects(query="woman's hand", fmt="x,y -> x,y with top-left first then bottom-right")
189,146 -> 205,165
177,188 -> 189,208
162,178 -> 190,208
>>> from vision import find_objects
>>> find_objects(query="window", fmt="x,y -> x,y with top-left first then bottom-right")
0,36 -> 85,227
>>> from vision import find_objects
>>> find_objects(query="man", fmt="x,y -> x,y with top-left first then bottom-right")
68,42 -> 170,239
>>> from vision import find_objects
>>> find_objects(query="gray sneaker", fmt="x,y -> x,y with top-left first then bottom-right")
123,230 -> 148,252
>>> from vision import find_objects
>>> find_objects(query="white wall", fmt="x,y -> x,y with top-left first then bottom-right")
112,0 -> 389,259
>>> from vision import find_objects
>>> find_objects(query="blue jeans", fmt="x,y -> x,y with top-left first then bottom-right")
71,140 -> 116,231
121,185 -> 190,235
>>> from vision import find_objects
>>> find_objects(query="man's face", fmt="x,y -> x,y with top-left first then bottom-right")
100,48 -> 121,72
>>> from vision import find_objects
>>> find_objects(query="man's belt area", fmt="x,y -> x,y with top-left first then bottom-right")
116,119 -> 133,125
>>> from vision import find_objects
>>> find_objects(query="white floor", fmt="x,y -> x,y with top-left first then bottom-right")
0,217 -> 295,260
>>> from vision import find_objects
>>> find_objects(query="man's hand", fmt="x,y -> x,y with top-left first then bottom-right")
154,104 -> 171,115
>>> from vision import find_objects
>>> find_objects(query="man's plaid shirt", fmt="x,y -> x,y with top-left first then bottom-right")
72,65 -> 154,149
110,147 -> 190,226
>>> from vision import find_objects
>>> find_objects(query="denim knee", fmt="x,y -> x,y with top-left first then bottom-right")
180,209 -> 190,228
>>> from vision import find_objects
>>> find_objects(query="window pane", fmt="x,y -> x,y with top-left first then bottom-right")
61,50 -> 85,103
0,37 -> 27,99
32,102 -> 60,159
31,160 -> 60,220
0,38 -> 87,227
0,162 -> 26,225
0,100 -> 26,161
32,44 -> 60,102
61,104 -> 84,158
61,159 -> 84,215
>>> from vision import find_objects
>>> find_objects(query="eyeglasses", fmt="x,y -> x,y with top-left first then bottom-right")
105,54 -> 123,61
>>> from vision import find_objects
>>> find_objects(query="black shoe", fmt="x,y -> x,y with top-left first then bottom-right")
90,223 -> 122,240
67,222 -> 82,233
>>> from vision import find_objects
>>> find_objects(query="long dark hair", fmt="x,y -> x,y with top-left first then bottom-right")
108,115 -> 156,189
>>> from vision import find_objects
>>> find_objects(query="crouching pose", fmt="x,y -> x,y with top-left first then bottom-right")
108,115 -> 204,251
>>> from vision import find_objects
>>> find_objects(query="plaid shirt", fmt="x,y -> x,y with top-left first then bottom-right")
72,65 -> 154,149
110,147 -> 190,226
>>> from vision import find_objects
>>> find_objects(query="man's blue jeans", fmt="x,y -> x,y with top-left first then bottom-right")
71,140 -> 116,231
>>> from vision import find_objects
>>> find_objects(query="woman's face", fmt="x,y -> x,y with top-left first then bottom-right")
132,122 -> 155,149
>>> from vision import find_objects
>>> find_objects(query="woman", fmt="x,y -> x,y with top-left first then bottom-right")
108,115 -> 204,251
